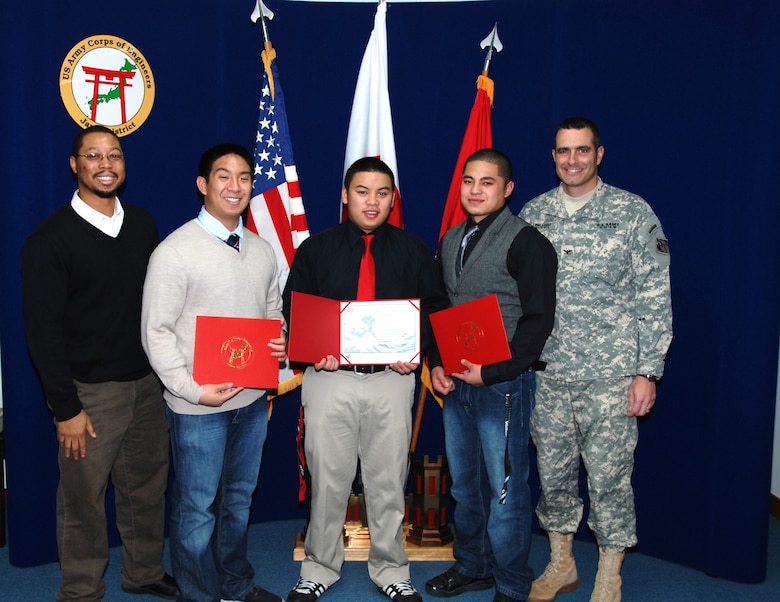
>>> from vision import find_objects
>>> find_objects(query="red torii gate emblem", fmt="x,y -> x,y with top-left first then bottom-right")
81,66 -> 136,123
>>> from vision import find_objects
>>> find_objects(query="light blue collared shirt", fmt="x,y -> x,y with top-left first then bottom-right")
195,206 -> 244,250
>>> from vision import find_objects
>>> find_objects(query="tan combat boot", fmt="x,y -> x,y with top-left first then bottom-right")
589,547 -> 624,602
527,532 -> 579,602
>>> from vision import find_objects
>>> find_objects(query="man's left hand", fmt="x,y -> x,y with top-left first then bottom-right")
450,359 -> 484,386
388,361 -> 418,375
268,331 -> 287,362
628,375 -> 656,416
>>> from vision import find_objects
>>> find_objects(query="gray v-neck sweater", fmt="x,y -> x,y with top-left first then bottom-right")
141,220 -> 283,414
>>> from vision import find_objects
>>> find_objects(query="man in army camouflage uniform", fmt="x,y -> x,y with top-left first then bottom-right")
519,117 -> 673,602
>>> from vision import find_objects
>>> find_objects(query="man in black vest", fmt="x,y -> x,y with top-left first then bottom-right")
426,149 -> 557,602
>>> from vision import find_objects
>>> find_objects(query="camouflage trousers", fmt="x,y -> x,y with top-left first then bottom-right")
531,374 -> 638,549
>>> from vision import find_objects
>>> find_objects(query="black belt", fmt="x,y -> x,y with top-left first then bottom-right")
338,365 -> 387,374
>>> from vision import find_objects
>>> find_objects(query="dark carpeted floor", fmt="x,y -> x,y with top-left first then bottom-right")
1,517 -> 778,601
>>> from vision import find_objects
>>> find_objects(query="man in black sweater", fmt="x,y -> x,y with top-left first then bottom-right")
21,126 -> 178,602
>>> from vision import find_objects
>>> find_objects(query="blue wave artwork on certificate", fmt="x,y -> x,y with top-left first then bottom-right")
340,299 -> 420,364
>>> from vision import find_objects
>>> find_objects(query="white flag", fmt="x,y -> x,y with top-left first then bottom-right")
342,0 -> 403,227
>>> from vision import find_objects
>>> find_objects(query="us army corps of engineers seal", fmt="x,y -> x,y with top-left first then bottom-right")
59,34 -> 155,137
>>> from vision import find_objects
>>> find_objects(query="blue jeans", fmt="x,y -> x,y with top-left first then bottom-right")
443,371 -> 536,600
167,399 -> 268,602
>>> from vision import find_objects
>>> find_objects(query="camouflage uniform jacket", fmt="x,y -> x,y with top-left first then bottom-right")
520,180 -> 672,382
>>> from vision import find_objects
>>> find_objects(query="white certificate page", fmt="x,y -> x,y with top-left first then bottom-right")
339,299 -> 420,365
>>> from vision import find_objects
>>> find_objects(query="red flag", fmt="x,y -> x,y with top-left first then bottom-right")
437,74 -> 494,241
422,74 -> 495,406
342,0 -> 403,228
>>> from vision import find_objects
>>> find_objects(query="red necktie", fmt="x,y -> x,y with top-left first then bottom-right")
357,234 -> 375,300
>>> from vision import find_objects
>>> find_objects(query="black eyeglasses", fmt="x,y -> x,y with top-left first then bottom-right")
75,152 -> 124,162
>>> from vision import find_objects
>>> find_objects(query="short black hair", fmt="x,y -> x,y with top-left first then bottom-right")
344,156 -> 395,191
554,117 -> 601,149
463,148 -> 513,183
198,143 -> 253,180
71,125 -> 121,157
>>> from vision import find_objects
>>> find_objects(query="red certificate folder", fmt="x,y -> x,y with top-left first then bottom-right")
193,316 -> 281,389
287,292 -> 420,365
287,293 -> 340,364
429,294 -> 511,375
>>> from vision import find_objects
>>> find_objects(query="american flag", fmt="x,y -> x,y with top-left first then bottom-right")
246,36 -> 308,394
246,53 -> 309,295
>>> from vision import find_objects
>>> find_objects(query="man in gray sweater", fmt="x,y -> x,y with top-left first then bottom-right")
141,143 -> 287,602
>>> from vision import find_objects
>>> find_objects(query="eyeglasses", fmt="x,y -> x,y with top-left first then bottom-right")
75,152 -> 124,162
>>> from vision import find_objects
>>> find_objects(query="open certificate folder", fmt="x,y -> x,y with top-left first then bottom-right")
193,316 -> 281,389
288,291 -> 420,365
429,294 -> 511,375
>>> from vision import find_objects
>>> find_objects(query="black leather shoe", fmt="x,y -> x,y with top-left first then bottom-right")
242,585 -> 283,602
425,568 -> 494,598
494,592 -> 525,602
122,572 -> 180,600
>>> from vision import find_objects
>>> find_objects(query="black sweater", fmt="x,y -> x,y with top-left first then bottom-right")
22,203 -> 159,422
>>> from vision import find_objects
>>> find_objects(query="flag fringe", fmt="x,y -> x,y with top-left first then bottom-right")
262,42 -> 277,99
420,363 -> 444,408
268,371 -> 304,401
477,74 -> 494,106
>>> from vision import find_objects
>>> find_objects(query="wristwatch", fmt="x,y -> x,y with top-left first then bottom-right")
638,374 -> 659,382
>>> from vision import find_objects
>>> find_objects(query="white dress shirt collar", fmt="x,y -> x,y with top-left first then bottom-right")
70,191 -> 124,238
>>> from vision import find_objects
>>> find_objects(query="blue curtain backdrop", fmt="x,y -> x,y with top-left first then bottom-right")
1,0 -> 778,584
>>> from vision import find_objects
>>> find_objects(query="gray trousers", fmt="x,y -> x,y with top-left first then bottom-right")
299,367 -> 414,588
56,372 -> 170,601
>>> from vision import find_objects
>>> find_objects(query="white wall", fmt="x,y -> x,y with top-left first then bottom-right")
1,343 -> 4,491
772,337 -> 780,498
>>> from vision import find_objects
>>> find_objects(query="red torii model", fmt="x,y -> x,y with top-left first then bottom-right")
81,66 -> 136,122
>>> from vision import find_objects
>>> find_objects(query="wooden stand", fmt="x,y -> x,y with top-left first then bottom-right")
406,455 -> 453,547
293,524 -> 454,561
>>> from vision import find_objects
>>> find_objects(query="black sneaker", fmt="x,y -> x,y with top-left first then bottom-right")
377,580 -> 423,601
287,578 -> 329,602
